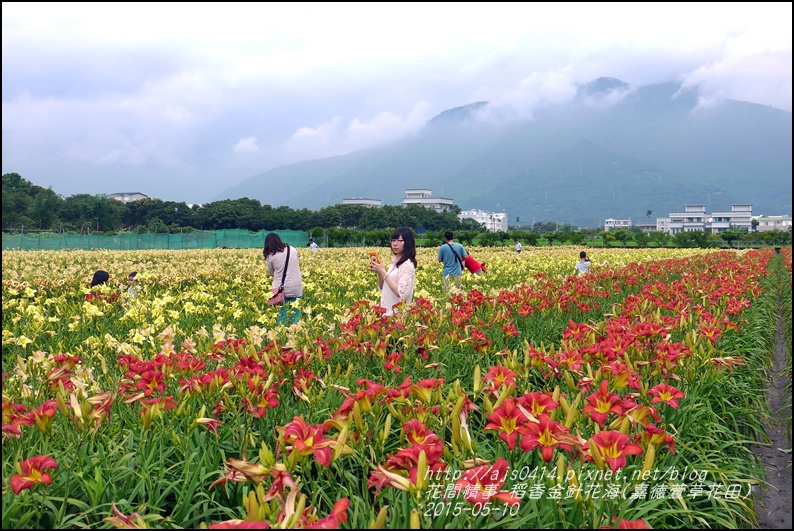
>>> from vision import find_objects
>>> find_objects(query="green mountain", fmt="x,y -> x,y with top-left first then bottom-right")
216,78 -> 792,228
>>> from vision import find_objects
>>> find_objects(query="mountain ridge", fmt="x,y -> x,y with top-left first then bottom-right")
216,78 -> 792,227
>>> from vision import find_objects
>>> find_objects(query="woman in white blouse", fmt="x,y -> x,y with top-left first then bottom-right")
369,227 -> 417,315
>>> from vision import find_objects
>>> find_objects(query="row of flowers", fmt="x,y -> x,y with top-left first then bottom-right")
2,246 -> 789,528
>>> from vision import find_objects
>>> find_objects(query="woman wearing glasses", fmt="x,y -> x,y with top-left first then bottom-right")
369,227 -> 417,315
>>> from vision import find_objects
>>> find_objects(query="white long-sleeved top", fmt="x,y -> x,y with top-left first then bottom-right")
266,246 -> 304,298
379,257 -> 415,315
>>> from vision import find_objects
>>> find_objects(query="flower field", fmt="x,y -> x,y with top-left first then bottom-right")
2,246 -> 791,529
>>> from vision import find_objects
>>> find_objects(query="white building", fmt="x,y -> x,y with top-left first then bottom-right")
342,198 -> 382,207
108,192 -> 149,203
667,204 -> 753,235
458,209 -> 508,232
755,215 -> 792,232
668,205 -> 707,235
400,189 -> 454,212
709,204 -> 752,233
604,218 -> 632,231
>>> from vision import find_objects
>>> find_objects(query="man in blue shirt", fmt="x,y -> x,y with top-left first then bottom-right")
438,231 -> 468,292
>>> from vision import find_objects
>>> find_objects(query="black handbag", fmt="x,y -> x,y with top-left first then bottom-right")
268,246 -> 290,306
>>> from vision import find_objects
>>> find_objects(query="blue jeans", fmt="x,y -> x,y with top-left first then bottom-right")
277,297 -> 302,325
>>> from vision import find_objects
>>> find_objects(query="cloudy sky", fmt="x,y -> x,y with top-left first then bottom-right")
3,2 -> 791,204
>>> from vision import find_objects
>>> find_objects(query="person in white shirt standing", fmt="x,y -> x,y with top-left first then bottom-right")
370,227 -> 417,315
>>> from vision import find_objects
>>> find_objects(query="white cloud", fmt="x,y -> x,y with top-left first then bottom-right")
1,2 -> 791,202
233,137 -> 260,154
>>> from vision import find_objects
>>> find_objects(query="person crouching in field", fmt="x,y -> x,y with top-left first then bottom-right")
462,254 -> 486,275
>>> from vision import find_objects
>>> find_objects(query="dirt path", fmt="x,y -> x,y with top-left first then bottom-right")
752,272 -> 792,529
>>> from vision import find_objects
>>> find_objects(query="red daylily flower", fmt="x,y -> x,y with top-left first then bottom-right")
483,366 -> 517,396
410,378 -> 445,402
586,430 -> 643,473
307,497 -> 350,529
485,398 -> 529,450
209,520 -> 271,529
647,382 -> 686,409
599,517 -> 650,529
699,325 -> 722,343
563,320 -> 590,341
639,423 -> 676,455
384,352 -> 403,373
104,502 -> 147,529
501,323 -> 520,337
582,380 -> 623,426
519,418 -> 574,462
2,400 -> 28,425
277,416 -> 337,467
516,392 -> 559,418
470,328 -> 491,353
454,458 -> 521,505
10,455 -> 58,495
135,369 -> 166,397
21,400 -> 58,434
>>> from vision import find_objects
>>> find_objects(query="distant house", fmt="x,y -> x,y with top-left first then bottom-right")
458,209 -> 508,232
667,204 -> 753,235
604,218 -> 632,231
108,192 -> 149,204
342,198 -> 382,207
754,215 -> 792,232
400,189 -> 454,212
634,221 -> 656,233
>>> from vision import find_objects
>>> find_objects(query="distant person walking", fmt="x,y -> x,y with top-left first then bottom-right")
438,231 -> 468,291
263,233 -> 304,325
370,227 -> 417,315
515,239 -> 523,253
308,238 -> 318,252
575,250 -> 591,275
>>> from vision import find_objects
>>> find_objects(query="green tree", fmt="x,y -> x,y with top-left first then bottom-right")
30,187 -> 64,230
599,230 -> 614,247
633,231 -> 651,248
719,228 -> 744,248
650,231 -> 671,247
612,229 -> 634,247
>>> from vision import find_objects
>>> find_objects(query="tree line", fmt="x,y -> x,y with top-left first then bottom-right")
2,173 -> 483,234
3,172 -> 789,249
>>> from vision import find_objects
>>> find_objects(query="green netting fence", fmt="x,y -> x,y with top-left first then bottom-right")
2,229 -> 309,251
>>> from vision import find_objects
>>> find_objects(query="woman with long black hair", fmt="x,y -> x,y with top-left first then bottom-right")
263,233 -> 304,325
369,227 -> 417,315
